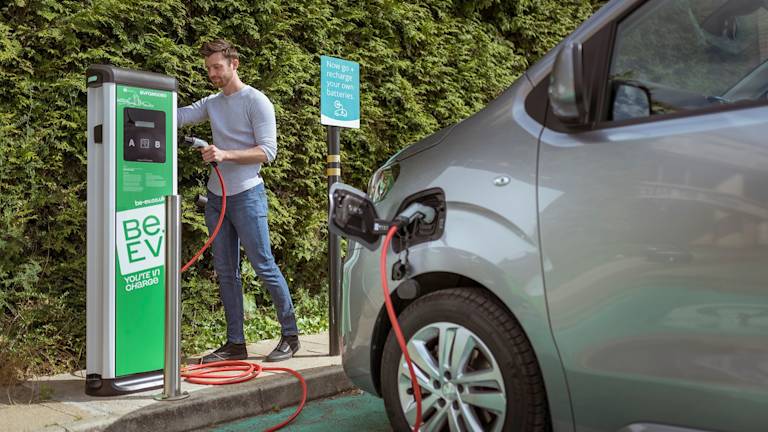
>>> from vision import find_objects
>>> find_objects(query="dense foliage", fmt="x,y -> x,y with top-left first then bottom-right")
0,0 -> 603,378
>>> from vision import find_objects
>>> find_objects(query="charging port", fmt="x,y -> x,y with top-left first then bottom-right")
392,188 -> 446,253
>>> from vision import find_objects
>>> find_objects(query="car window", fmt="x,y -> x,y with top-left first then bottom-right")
609,0 -> 768,121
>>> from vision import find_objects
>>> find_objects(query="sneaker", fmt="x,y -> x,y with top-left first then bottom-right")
200,341 -> 248,364
265,335 -> 300,362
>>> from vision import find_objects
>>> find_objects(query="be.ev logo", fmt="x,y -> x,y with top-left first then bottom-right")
116,204 -> 165,275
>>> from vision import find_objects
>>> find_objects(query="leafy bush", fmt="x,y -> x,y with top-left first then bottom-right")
0,0 -> 601,376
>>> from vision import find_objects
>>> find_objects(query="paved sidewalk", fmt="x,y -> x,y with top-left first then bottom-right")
0,333 -> 354,432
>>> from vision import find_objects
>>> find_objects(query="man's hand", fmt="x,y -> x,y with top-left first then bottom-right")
200,145 -> 228,164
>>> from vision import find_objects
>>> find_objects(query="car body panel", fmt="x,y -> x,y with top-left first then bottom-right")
342,77 -> 577,431
539,100 -> 768,432
340,1 -> 768,431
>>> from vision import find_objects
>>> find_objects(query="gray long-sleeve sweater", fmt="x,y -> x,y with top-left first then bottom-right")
178,85 -> 277,196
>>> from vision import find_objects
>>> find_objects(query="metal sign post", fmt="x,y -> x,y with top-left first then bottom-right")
326,126 -> 342,356
320,55 -> 360,356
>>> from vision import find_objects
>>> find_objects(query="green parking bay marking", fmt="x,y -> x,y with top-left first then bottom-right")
115,84 -> 173,376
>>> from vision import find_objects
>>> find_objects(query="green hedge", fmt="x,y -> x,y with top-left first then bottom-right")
0,0 -> 602,377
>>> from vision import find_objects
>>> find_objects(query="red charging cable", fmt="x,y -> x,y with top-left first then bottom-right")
179,163 -> 306,432
181,361 -> 307,432
381,225 -> 423,431
181,165 -> 226,273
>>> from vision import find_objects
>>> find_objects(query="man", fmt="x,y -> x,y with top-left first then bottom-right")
178,39 -> 300,363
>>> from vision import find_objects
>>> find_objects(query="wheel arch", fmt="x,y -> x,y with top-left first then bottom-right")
369,270 -> 573,431
369,271 -> 483,395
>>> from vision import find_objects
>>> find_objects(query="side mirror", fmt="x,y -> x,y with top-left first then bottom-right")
548,41 -> 590,126
328,183 -> 387,251
612,81 -> 651,121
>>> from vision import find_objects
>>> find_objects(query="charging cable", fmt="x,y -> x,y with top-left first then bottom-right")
380,203 -> 436,432
181,136 -> 226,272
179,136 -> 306,432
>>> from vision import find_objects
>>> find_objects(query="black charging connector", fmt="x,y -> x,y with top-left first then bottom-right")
391,189 -> 446,254
393,203 -> 436,227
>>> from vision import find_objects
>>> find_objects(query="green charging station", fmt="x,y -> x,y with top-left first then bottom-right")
86,65 -> 177,396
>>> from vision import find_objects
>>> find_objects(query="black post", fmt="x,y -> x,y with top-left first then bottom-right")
327,125 -> 342,356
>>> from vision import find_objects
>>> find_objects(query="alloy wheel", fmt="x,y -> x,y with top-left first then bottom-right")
396,322 -> 507,431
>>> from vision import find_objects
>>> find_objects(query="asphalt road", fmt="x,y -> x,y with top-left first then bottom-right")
205,390 -> 392,432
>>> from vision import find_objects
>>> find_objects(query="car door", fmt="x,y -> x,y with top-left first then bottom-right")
538,1 -> 768,431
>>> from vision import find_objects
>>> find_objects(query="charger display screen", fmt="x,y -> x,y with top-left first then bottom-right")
123,108 -> 165,163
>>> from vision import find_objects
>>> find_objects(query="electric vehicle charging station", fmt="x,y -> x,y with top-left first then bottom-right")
85,65 -> 177,396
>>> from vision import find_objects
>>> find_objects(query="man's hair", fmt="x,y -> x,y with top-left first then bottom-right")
199,39 -> 239,62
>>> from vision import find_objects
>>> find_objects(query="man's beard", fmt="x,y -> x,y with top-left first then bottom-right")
211,75 -> 230,88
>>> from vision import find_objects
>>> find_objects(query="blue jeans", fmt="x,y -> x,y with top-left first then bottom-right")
205,183 -> 298,343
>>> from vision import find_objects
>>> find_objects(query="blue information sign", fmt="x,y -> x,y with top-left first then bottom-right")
320,56 -> 360,129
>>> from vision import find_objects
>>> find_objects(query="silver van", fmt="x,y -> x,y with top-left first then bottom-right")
330,0 -> 768,431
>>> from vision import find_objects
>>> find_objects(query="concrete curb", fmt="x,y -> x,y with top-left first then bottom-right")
62,365 -> 354,432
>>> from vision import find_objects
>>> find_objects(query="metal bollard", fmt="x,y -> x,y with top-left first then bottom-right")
155,195 -> 189,401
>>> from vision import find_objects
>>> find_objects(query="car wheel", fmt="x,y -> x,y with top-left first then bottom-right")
381,288 -> 549,432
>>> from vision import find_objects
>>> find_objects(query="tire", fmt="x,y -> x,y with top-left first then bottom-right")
380,288 -> 549,432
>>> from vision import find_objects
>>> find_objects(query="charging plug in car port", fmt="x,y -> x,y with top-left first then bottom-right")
392,188 -> 446,254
